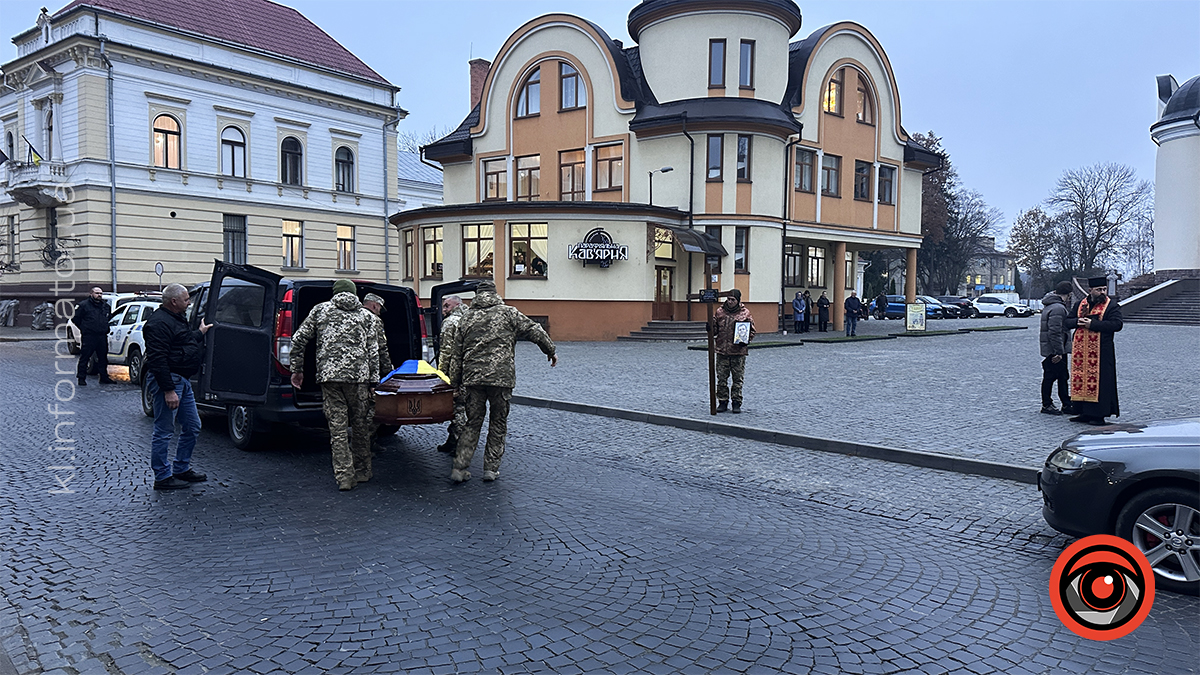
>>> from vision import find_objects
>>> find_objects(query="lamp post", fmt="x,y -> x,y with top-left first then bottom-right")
648,166 -> 673,206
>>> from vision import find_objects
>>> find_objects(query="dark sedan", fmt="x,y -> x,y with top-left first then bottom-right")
936,295 -> 977,318
1039,418 -> 1200,595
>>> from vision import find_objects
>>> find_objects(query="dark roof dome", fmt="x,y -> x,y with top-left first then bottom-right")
628,0 -> 803,41
1159,74 -> 1200,125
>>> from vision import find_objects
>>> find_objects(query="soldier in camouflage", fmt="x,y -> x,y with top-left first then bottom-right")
289,279 -> 391,491
442,280 -> 557,482
710,288 -> 755,413
436,295 -> 468,454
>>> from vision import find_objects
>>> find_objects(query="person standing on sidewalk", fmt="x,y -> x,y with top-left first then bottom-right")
1038,281 -> 1074,415
74,287 -> 113,386
435,295 -> 467,454
710,289 -> 755,413
791,292 -> 805,334
443,280 -> 557,483
843,291 -> 862,337
290,280 -> 391,491
143,284 -> 211,490
875,290 -> 889,320
816,291 -> 831,332
801,291 -> 812,332
1065,277 -> 1122,426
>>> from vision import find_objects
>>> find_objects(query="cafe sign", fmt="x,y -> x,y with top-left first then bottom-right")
568,228 -> 628,268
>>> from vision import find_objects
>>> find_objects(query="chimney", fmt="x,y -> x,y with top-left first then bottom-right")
469,59 -> 491,110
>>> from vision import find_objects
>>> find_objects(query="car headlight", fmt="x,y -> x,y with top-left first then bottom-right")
1047,449 -> 1101,470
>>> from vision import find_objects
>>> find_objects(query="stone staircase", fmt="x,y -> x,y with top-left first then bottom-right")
1123,287 -> 1200,326
618,320 -> 709,342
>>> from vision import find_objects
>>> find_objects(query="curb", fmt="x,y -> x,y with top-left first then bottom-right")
959,326 -> 1029,332
0,336 -> 57,342
889,330 -> 968,338
687,341 -> 803,351
510,395 -> 1038,484
800,335 -> 896,343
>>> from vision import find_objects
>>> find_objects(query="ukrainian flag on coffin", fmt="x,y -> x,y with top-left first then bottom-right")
381,360 -> 450,385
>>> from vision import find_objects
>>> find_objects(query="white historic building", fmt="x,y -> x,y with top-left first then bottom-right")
1152,74 -> 1200,277
0,0 -> 406,322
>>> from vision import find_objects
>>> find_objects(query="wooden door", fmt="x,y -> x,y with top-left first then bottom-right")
653,266 -> 674,321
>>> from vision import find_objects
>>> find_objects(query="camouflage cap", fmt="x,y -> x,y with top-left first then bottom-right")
363,293 -> 385,311
475,279 -> 497,292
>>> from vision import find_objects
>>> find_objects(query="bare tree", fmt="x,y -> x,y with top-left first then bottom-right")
1120,197 -> 1155,278
1045,163 -> 1153,273
397,125 -> 457,154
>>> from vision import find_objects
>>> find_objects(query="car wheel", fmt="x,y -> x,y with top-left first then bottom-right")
127,347 -> 143,385
227,404 -> 260,451
1004,308 -> 1017,318
1115,487 -> 1200,596
141,376 -> 155,417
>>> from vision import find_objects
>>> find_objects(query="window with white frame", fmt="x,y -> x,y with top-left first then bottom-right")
484,158 -> 507,201
222,215 -> 246,265
516,68 -> 541,117
337,225 -> 356,271
335,147 -> 355,192
153,114 -> 181,169
282,220 -> 303,268
281,137 -> 303,185
462,224 -> 495,278
594,144 -> 623,191
560,63 -> 586,110
221,126 -> 246,177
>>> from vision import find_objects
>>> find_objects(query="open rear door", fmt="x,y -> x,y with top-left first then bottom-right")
201,261 -> 280,405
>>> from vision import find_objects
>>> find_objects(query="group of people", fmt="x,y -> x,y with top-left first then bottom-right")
1038,277 -> 1122,425
790,290 -> 833,333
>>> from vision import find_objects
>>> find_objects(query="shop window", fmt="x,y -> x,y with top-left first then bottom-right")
595,144 -> 623,191
559,150 -> 585,201
510,223 -> 548,278
821,154 -> 841,197
282,219 -> 303,268
823,68 -> 843,115
423,226 -> 443,279
854,161 -> 872,201
708,39 -> 725,88
560,63 -> 586,110
516,68 -> 540,117
462,224 -> 495,278
484,158 -> 507,201
807,245 -> 826,287
706,135 -> 723,181
516,155 -> 540,201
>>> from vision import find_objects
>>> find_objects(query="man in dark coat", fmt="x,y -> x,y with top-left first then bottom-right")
74,287 -> 113,385
816,291 -> 831,332
1065,277 -> 1122,425
843,291 -> 863,337
144,284 -> 212,490
875,291 -> 889,320
1038,281 -> 1074,415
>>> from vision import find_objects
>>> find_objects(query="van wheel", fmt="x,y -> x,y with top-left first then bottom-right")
141,376 -> 155,417
127,347 -> 143,384
227,404 -> 261,451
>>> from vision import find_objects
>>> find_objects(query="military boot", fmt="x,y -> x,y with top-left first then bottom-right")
716,400 -> 728,413
732,401 -> 742,414
450,468 -> 471,483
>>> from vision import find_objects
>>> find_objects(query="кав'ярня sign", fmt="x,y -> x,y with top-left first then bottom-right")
568,228 -> 628,268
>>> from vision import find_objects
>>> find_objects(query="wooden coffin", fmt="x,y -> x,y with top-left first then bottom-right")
373,374 -> 455,425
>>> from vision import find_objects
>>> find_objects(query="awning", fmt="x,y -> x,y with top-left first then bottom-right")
662,225 -> 728,256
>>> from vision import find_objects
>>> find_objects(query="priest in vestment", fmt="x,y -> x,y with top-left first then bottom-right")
1065,276 -> 1123,425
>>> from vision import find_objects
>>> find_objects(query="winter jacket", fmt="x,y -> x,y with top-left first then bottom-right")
444,291 -> 555,389
290,292 -> 391,384
713,301 -> 756,356
792,295 -> 806,317
844,296 -> 863,315
73,297 -> 110,340
1039,292 -> 1071,357
144,306 -> 206,391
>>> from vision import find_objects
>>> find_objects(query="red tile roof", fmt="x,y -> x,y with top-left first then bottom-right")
52,0 -> 391,85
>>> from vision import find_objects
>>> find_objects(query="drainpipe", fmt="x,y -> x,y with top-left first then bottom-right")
681,112 -> 695,320
382,112 -> 402,284
781,134 -> 800,331
418,146 -> 444,174
99,35 -> 116,292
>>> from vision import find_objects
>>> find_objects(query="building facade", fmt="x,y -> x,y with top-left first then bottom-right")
395,0 -> 936,340
960,237 -> 1016,297
1151,74 -> 1200,279
0,0 -> 404,323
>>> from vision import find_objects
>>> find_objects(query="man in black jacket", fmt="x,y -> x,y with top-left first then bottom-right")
74,287 -> 113,386
144,283 -> 212,490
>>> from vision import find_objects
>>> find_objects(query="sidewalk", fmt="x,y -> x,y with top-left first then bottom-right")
0,325 -> 57,342
515,317 -> 1200,469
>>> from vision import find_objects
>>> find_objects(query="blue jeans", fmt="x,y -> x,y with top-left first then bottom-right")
148,374 -> 201,481
845,313 -> 859,336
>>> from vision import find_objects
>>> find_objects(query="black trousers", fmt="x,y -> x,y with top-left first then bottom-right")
77,335 -> 110,380
1041,355 -> 1070,408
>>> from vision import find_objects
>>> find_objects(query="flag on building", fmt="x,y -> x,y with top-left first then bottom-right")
22,136 -> 43,165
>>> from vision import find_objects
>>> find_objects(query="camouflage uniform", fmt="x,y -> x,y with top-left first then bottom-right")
437,304 -> 469,452
443,288 -> 555,477
712,300 -> 755,404
290,292 -> 391,488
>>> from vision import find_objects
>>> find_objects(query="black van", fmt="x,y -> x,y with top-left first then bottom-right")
140,262 -> 429,449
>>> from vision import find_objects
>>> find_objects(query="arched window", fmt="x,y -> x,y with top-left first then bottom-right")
221,126 -> 246,177
560,63 -> 586,110
281,136 -> 303,185
856,75 -> 874,125
152,115 -> 180,169
5,131 -> 14,162
44,110 -> 53,160
822,68 -> 843,115
335,146 -> 354,192
516,68 -> 540,118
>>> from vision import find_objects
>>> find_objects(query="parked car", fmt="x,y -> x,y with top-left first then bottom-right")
869,295 -> 942,319
105,300 -> 160,383
936,295 -> 977,318
67,291 -> 162,354
972,294 -> 1035,318
1039,418 -> 1200,595
917,295 -> 955,319
139,262 -> 435,450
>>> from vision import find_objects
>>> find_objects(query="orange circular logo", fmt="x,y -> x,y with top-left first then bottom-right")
1049,534 -> 1155,640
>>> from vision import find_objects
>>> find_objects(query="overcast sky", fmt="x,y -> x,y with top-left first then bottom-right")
3,0 -> 1197,240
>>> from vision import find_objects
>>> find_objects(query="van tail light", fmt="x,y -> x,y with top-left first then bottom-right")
274,289 -> 294,375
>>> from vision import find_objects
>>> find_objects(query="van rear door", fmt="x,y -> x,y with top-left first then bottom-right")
202,262 -> 280,405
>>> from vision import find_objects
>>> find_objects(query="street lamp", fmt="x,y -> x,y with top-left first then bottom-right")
648,166 -> 673,206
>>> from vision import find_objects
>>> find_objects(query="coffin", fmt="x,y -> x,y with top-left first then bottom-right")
373,374 -> 455,425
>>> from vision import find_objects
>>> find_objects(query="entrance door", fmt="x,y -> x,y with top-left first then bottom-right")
653,266 -> 674,321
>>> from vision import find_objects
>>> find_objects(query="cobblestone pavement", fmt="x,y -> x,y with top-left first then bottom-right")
1,341 -> 1197,675
516,317 -> 1200,467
